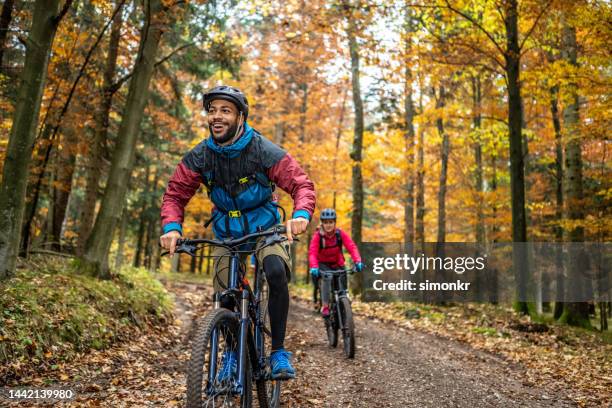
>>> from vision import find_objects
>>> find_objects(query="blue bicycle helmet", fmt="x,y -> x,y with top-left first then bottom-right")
320,208 -> 337,220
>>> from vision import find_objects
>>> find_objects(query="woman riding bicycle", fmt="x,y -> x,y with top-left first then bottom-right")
159,85 -> 315,381
308,208 -> 363,317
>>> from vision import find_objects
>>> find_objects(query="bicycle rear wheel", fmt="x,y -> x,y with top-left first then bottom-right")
339,297 -> 355,358
186,308 -> 253,408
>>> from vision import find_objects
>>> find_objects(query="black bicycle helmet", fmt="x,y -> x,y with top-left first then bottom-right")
320,208 -> 337,220
203,85 -> 249,120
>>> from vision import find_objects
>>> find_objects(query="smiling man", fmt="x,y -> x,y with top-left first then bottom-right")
159,85 -> 315,380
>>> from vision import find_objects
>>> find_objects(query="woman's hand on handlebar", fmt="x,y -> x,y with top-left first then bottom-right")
160,230 -> 181,256
285,217 -> 308,243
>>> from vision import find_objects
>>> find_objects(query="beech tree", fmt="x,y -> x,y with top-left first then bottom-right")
0,0 -> 72,279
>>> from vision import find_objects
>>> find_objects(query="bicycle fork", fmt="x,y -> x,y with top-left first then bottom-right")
236,289 -> 249,395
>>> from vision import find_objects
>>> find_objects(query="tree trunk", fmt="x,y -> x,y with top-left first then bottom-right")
558,19 -> 590,328
504,0 -> 529,314
489,137 -> 500,303
205,244 -> 212,275
332,86 -> 348,208
80,0 -> 166,279
0,0 -> 64,279
78,1 -> 124,253
134,217 -> 147,267
190,247 -> 197,273
471,75 -> 486,302
436,86 -> 449,245
198,237 -> 204,273
23,2 -> 123,256
144,216 -> 153,269
415,88 -> 425,251
345,1 -> 364,292
472,76 -> 485,245
0,0 -> 15,71
133,165 -> 150,267
403,6 -> 415,246
49,127 -> 78,251
114,203 -> 128,271
44,150 -> 57,246
20,123 -> 55,255
550,84 -> 565,319
145,166 -> 160,270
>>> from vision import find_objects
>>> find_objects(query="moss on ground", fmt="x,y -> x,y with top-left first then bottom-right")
0,257 -> 173,377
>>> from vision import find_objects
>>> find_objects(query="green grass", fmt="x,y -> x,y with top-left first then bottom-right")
0,257 -> 173,370
471,326 -> 500,336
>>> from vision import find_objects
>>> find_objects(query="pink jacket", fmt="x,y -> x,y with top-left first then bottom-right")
308,228 -> 361,269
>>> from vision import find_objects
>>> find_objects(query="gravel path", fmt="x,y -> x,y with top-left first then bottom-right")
3,281 -> 577,407
282,299 -> 576,407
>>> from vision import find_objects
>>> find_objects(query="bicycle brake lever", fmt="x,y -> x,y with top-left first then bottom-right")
175,242 -> 198,257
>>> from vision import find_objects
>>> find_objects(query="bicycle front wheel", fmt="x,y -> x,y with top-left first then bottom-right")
186,307 -> 253,408
326,303 -> 338,348
339,297 -> 355,358
256,378 -> 281,408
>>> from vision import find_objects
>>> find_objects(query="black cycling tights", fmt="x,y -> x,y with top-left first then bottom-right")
263,255 -> 289,351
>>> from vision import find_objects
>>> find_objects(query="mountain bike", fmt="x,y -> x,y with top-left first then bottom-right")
320,267 -> 356,359
167,225 -> 290,408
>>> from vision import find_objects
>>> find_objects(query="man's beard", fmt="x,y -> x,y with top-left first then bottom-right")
210,121 -> 239,144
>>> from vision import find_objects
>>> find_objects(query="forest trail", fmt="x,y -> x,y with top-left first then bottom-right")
283,299 -> 575,407
5,280 -> 576,407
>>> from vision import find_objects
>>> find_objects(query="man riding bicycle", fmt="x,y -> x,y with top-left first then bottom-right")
159,85 -> 315,381
308,208 -> 362,317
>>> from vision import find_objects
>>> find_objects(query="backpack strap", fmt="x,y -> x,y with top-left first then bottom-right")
319,228 -> 343,250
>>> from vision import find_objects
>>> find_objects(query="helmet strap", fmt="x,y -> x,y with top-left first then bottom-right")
222,112 -> 245,146
233,112 -> 244,141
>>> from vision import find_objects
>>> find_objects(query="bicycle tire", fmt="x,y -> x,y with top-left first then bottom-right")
186,308 -> 253,408
326,303 -> 338,348
256,378 -> 281,408
339,297 -> 355,358
255,275 -> 282,408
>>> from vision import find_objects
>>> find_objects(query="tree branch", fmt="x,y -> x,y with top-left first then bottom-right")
518,0 -> 553,51
48,0 -> 127,143
110,42 -> 195,94
54,0 -> 75,24
443,0 -> 506,57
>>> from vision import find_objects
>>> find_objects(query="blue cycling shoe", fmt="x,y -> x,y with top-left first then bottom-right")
269,348 -> 296,380
217,350 -> 237,383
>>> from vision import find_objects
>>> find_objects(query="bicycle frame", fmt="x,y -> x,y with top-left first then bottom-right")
321,269 -> 353,330
204,254 -> 246,396
204,246 -> 272,397
180,225 -> 290,406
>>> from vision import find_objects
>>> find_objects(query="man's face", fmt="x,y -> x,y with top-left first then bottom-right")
207,99 -> 241,144
322,219 -> 335,233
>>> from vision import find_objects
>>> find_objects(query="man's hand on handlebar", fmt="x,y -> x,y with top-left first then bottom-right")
285,217 -> 308,243
160,230 -> 181,256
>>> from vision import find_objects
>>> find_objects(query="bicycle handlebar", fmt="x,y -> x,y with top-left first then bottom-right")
162,225 -> 292,257
319,267 -> 357,276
